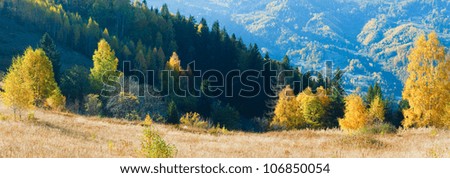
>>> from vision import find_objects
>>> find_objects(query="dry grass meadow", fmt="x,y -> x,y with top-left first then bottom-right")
0,102 -> 449,158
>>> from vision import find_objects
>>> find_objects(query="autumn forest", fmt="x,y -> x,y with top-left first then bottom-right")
0,0 -> 449,158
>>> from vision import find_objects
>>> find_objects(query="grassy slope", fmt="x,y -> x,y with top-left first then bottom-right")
0,102 -> 449,158
0,15 -> 91,72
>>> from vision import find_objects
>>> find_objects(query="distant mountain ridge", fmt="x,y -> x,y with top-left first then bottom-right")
147,0 -> 450,97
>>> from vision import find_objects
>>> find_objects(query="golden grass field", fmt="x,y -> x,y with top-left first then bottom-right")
0,103 -> 449,158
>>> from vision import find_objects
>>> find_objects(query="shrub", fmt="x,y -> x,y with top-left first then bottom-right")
141,114 -> 153,127
252,117 -> 270,132
211,101 -> 240,130
124,110 -> 141,121
0,113 -> 9,121
207,124 -> 229,135
106,92 -> 139,119
84,94 -> 102,116
122,77 -> 167,118
339,135 -> 385,149
141,127 -> 176,158
45,88 -> 66,111
180,112 -> 208,129
154,113 -> 167,123
26,112 -> 37,122
66,99 -> 82,114
138,92 -> 166,119
359,122 -> 397,135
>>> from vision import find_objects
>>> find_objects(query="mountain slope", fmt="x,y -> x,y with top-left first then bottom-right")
0,15 -> 91,71
147,0 -> 450,97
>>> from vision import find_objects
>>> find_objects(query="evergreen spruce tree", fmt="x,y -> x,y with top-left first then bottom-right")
167,100 -> 179,124
39,33 -> 61,84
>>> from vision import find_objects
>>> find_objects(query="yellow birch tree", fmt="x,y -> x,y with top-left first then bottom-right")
2,47 -> 65,115
339,94 -> 368,131
368,96 -> 385,123
20,47 -> 59,106
271,85 -> 299,129
402,32 -> 450,128
1,57 -> 34,118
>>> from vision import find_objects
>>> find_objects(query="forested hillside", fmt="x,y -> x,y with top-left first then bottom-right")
1,0 -> 308,131
0,11 -> 90,71
149,0 -> 450,96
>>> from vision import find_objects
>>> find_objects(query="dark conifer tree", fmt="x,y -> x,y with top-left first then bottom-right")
39,33 -> 61,84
